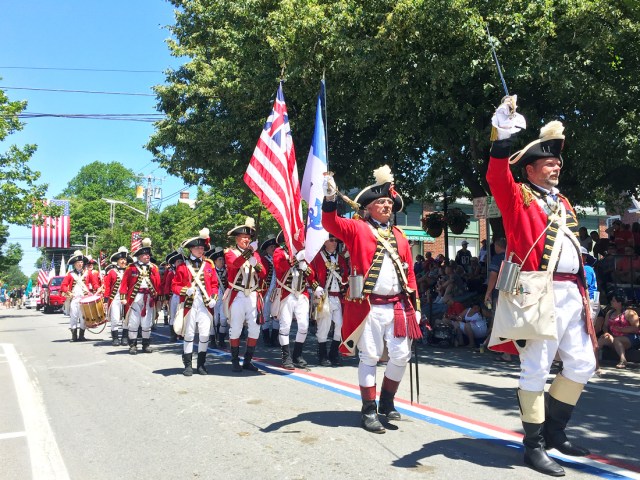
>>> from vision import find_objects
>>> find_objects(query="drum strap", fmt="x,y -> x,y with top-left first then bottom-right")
109,272 -> 124,300
71,272 -> 90,296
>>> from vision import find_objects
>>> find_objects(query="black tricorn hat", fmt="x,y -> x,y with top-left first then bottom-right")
111,246 -> 133,264
132,238 -> 153,258
181,228 -> 211,249
276,230 -> 285,245
509,120 -> 565,168
353,165 -> 404,212
69,250 -> 89,265
260,234 -> 277,251
165,250 -> 181,265
227,217 -> 256,238
206,246 -> 225,261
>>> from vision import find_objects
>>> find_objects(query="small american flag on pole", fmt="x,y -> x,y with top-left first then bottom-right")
32,199 -> 71,248
131,231 -> 142,253
244,82 -> 305,254
37,258 -> 49,286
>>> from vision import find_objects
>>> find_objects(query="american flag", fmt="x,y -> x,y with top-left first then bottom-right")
32,199 -> 71,248
48,257 -> 56,281
131,231 -> 142,253
37,258 -> 49,286
244,82 -> 305,254
99,251 -> 107,268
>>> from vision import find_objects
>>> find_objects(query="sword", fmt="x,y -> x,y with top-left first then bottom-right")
485,24 -> 510,97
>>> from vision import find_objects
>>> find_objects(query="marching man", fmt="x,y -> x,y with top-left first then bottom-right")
224,217 -> 267,373
119,238 -> 161,355
259,235 -> 279,347
272,231 -> 321,370
206,247 -> 229,349
322,165 -> 421,434
487,97 -> 596,476
61,250 -> 100,342
172,229 -> 218,376
85,256 -> 102,293
103,247 -> 133,346
311,235 -> 348,366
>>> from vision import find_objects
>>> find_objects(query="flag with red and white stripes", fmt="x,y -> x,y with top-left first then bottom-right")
37,258 -> 49,286
244,82 -> 305,254
31,200 -> 70,248
131,231 -> 142,253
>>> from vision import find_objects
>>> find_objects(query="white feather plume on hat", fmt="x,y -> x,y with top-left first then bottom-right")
245,217 -> 255,229
141,238 -> 151,247
117,246 -> 128,253
539,120 -> 564,140
373,165 -> 394,185
199,228 -> 210,239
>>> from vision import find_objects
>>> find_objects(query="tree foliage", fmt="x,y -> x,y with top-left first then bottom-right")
61,161 -> 139,201
148,0 -> 639,212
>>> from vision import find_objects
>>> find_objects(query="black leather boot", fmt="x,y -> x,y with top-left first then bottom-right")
78,329 -> 86,341
317,342 -> 331,366
141,338 -> 153,353
231,346 -> 242,372
262,329 -> 272,347
523,421 -> 565,476
196,352 -> 208,375
544,395 -> 590,456
71,328 -> 78,342
329,340 -> 341,366
121,329 -> 129,345
281,344 -> 294,370
379,389 -> 402,420
243,346 -> 259,372
270,329 -> 280,348
182,353 -> 193,376
128,338 -> 137,355
169,327 -> 177,342
361,400 -> 385,434
292,341 -> 307,368
111,330 -> 119,346
208,334 -> 217,349
217,332 -> 227,350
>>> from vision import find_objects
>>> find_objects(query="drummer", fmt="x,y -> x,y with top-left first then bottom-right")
103,247 -> 133,346
61,250 -> 99,342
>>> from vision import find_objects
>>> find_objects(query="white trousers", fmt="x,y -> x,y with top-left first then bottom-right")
357,303 -> 411,387
228,292 -> 261,340
168,294 -> 179,326
127,293 -> 154,340
316,296 -> 343,343
519,281 -> 596,391
211,297 -> 228,335
278,293 -> 309,346
183,297 -> 212,354
69,297 -> 85,329
108,297 -> 122,331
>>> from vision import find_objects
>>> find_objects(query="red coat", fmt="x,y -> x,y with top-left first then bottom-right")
118,262 -> 161,314
224,247 -> 267,305
162,269 -> 175,297
61,270 -> 99,296
322,209 -> 417,355
310,248 -> 348,294
85,270 -> 101,292
103,267 -> 125,307
171,259 -> 218,315
273,247 -> 318,301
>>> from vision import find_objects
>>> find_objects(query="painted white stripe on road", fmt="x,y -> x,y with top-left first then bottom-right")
0,431 -> 26,440
47,360 -> 106,370
2,343 -> 70,480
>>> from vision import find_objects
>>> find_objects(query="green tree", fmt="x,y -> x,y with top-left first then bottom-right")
0,87 -> 55,225
61,161 -> 139,201
0,226 -> 23,271
148,0 -> 639,219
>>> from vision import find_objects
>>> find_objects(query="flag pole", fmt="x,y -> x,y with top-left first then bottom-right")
322,71 -> 328,171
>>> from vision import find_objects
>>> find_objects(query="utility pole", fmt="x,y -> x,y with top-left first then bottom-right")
84,234 -> 98,255
135,174 -> 165,224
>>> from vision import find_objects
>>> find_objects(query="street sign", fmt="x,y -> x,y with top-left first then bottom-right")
473,196 -> 502,219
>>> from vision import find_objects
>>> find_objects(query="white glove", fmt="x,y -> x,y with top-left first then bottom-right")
298,260 -> 307,271
322,175 -> 337,197
208,298 -> 216,308
314,286 -> 324,298
491,95 -> 526,140
249,241 -> 258,251
296,250 -> 306,262
185,287 -> 195,296
248,256 -> 257,267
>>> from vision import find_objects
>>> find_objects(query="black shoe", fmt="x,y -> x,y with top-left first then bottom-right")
121,329 -> 129,346
111,330 -> 119,346
169,328 -> 178,342
196,352 -> 208,375
78,329 -> 87,341
292,341 -> 308,368
217,332 -> 227,350
231,346 -> 242,372
281,344 -> 295,370
208,334 -> 217,349
243,346 -> 260,372
182,353 -> 193,376
317,342 -> 331,366
71,329 -> 78,342
329,340 -> 342,366
361,401 -> 385,434
523,422 -> 565,476
379,390 -> 402,421
129,344 -> 137,355
141,339 -> 153,353
543,395 -> 590,456
270,329 -> 280,348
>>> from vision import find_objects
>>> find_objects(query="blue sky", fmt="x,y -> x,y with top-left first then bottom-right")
1,1 -> 195,275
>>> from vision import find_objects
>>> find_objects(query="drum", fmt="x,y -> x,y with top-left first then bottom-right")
80,295 -> 107,328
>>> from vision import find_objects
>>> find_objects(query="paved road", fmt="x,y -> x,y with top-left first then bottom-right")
1,308 -> 639,480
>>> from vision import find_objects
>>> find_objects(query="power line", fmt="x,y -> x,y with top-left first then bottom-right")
0,66 -> 163,74
12,112 -> 163,122
0,86 -> 155,96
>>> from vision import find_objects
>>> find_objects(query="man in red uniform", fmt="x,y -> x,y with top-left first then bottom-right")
162,251 -> 180,342
103,247 -> 133,346
322,165 -> 421,433
310,235 -> 348,366
487,97 -> 596,476
272,231 -> 321,370
61,250 -> 100,341
172,228 -> 218,376
85,256 -> 102,294
119,238 -> 162,355
223,218 -> 267,373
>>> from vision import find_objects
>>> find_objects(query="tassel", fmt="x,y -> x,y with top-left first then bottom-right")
404,300 -> 423,340
393,300 -> 407,338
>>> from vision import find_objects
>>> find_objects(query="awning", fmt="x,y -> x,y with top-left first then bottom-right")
402,229 -> 435,243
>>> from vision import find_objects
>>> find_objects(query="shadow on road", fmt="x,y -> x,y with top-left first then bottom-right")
260,410 -> 361,432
